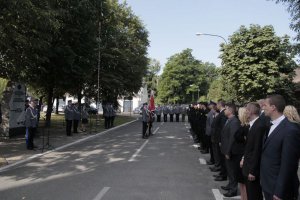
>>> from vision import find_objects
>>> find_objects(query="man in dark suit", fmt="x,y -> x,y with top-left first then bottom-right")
242,102 -> 266,200
205,101 -> 216,165
257,99 -> 270,127
211,100 -> 228,181
260,94 -> 300,200
220,103 -> 241,197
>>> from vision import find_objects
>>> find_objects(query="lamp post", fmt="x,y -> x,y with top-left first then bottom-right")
196,33 -> 227,44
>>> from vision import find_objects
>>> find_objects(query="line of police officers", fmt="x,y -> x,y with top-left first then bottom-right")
102,103 -> 116,129
156,104 -> 187,123
141,104 -> 188,139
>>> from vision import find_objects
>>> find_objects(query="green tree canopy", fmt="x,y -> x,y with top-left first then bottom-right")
0,0 -> 149,124
220,24 -> 297,103
145,58 -> 161,95
157,49 -> 217,104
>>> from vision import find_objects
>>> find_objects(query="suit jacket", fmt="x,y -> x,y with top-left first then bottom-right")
260,118 -> 300,199
260,111 -> 270,127
25,106 -> 38,128
231,125 -> 248,155
212,109 -> 227,143
220,116 -> 241,156
242,117 -> 266,177
205,110 -> 214,136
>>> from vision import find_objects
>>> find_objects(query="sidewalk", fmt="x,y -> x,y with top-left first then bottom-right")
0,115 -> 138,168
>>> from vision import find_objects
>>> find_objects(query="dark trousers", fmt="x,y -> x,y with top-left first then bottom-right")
212,141 -> 221,166
157,115 -> 161,122
207,136 -> 214,162
175,114 -> 179,122
182,114 -> 185,122
246,179 -> 263,200
220,153 -> 228,177
225,156 -> 238,193
170,114 -> 174,122
263,192 -> 273,200
73,120 -> 79,133
202,133 -> 209,151
66,120 -> 72,136
104,117 -> 110,129
163,114 -> 167,122
110,116 -> 115,127
27,127 -> 36,149
148,122 -> 152,135
263,190 -> 299,200
142,122 -> 148,137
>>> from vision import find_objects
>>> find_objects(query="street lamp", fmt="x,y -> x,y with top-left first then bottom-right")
196,33 -> 227,44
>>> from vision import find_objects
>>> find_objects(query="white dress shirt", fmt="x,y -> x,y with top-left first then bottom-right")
268,115 -> 285,137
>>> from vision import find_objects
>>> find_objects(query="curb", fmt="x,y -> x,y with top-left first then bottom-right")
0,119 -> 138,173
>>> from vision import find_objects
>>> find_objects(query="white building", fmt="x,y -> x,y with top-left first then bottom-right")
58,84 -> 148,113
118,83 -> 148,112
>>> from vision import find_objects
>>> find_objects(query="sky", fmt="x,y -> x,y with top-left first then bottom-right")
123,0 -> 296,71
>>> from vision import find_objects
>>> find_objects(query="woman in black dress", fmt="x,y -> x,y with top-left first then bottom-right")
233,107 -> 249,200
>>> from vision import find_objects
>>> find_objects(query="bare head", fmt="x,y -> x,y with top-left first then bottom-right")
246,102 -> 260,121
264,94 -> 286,120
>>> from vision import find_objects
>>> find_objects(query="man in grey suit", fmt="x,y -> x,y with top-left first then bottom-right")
64,100 -> 74,136
25,99 -> 38,150
260,94 -> 300,200
141,103 -> 150,139
162,105 -> 169,122
220,103 -> 241,197
205,101 -> 216,165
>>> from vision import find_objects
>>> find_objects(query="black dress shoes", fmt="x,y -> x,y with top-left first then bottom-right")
223,191 -> 237,197
206,161 -> 215,165
210,167 -> 221,172
221,186 -> 230,190
214,176 -> 227,181
200,150 -> 209,154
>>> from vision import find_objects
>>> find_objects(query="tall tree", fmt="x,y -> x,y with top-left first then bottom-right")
145,58 -> 161,95
220,25 -> 297,103
0,0 -> 149,125
273,0 -> 300,41
158,49 -> 217,104
85,0 -> 149,103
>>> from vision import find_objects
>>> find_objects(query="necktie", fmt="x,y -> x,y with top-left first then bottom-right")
264,122 -> 273,143
225,119 -> 229,126
267,122 -> 274,137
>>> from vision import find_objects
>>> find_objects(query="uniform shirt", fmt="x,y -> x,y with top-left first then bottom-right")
73,106 -> 81,120
64,105 -> 74,120
25,106 -> 38,128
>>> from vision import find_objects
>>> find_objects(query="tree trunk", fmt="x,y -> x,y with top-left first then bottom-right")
0,81 -> 13,137
78,92 -> 82,111
55,96 -> 59,114
45,88 -> 54,127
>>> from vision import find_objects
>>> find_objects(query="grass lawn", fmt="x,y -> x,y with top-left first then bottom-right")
38,113 -> 137,137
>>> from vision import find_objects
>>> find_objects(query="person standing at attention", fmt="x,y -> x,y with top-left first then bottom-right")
64,100 -> 74,136
260,95 -> 300,200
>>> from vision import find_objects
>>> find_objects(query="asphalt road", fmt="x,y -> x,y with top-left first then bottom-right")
0,119 -> 299,200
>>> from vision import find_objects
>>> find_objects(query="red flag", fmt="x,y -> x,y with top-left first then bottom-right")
149,91 -> 155,111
